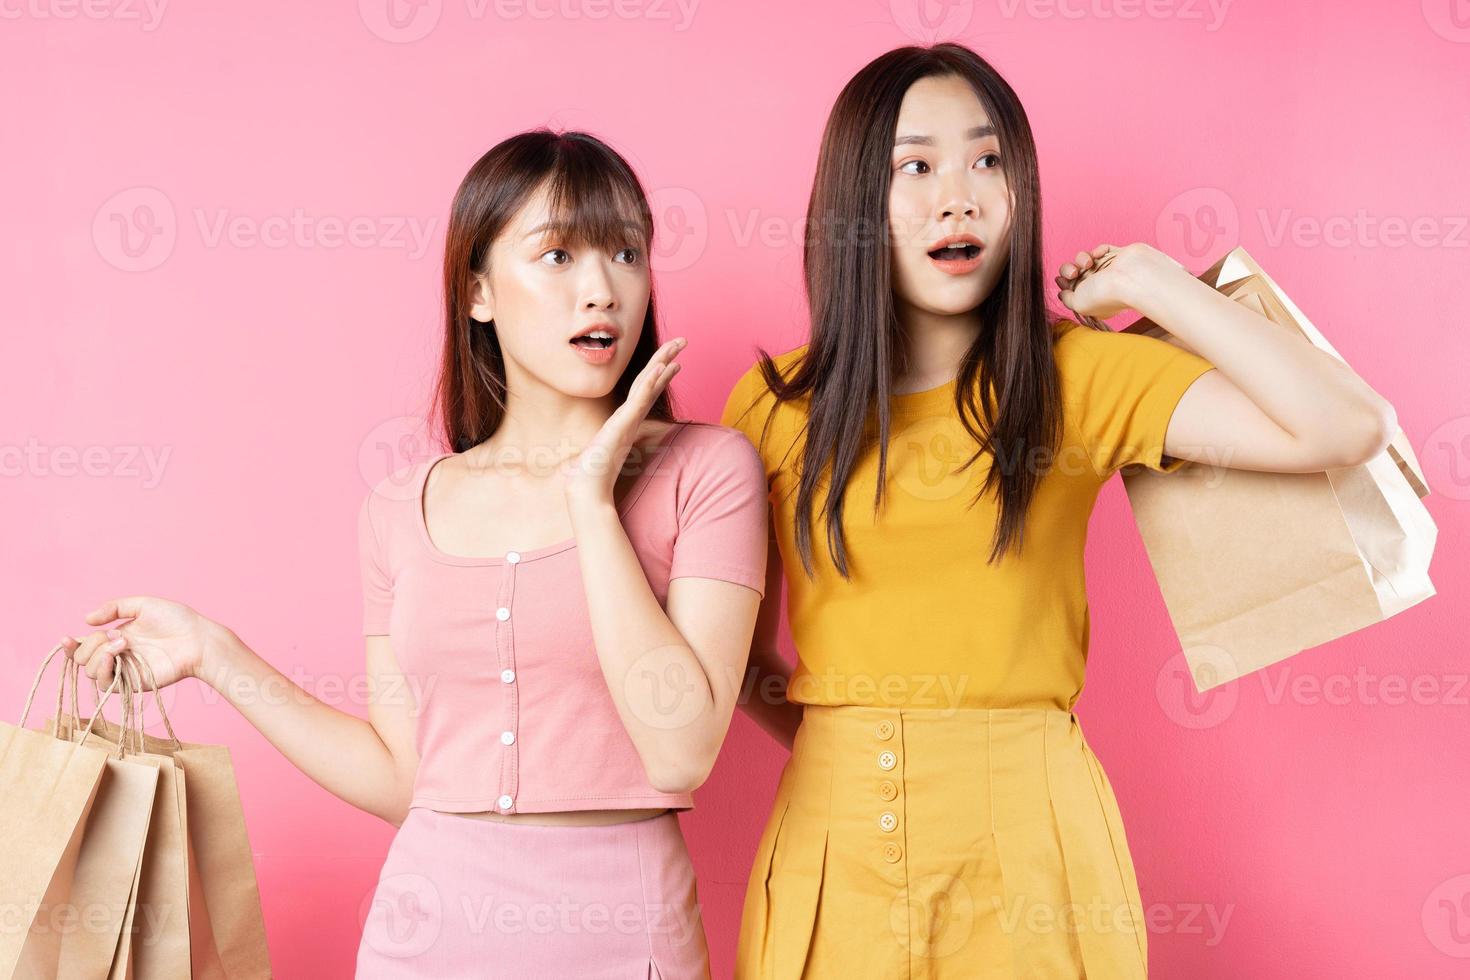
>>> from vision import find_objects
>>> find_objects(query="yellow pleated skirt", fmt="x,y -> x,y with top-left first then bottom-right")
734,705 -> 1149,979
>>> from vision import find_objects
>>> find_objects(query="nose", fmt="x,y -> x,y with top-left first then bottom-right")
938,197 -> 978,221
580,261 -> 617,312
936,165 -> 979,222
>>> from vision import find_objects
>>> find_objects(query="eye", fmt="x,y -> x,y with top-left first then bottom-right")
613,247 -> 640,264
897,158 -> 930,176
540,248 -> 571,266
975,152 -> 1002,170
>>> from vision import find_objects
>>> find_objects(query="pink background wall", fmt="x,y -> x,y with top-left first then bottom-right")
4,1 -> 1467,976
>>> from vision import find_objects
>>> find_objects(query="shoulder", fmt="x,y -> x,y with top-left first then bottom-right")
666,420 -> 766,480
639,421 -> 769,524
721,346 -> 809,420
361,454 -> 438,526
1051,315 -> 1200,363
719,346 -> 811,469
1051,317 -> 1146,366
1051,317 -> 1210,401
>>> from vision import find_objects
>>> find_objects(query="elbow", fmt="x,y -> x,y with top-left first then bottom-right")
376,773 -> 417,828
645,751 -> 716,796
377,792 -> 413,828
1309,400 -> 1396,470
1341,402 -> 1398,467
364,793 -> 410,827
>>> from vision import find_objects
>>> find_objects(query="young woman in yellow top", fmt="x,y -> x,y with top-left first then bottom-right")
721,44 -> 1396,979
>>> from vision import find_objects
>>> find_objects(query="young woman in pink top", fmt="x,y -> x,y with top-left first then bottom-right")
64,130 -> 769,978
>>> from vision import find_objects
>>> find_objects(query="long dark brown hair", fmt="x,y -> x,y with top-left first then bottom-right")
431,129 -> 675,454
734,43 -> 1068,579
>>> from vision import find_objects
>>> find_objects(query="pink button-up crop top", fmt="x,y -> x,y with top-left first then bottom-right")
356,420 -> 768,815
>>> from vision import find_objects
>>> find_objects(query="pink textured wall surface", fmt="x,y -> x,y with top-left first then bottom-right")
3,2 -> 1466,976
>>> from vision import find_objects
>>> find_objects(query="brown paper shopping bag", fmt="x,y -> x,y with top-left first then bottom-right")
0,643 -> 127,978
66,656 -> 271,979
46,655 -> 193,980
1120,245 -> 1437,692
44,657 -> 162,980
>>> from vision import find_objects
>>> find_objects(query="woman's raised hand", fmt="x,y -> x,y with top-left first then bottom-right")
563,336 -> 686,506
1055,242 -> 1189,324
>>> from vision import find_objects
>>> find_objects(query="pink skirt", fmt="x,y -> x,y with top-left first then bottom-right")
355,807 -> 710,979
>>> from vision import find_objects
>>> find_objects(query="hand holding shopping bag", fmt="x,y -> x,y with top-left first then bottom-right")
48,651 -> 195,980
1114,246 -> 1438,691
67,596 -> 210,693
66,602 -> 272,979
47,652 -> 166,980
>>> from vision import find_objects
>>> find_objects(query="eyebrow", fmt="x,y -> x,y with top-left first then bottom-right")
522,222 -> 566,240
894,124 -> 997,147
521,220 -> 643,241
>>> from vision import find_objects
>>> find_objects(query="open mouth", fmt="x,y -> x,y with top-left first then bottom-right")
570,332 -> 617,350
927,243 -> 982,261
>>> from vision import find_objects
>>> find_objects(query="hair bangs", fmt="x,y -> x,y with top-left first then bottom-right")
540,149 -> 653,254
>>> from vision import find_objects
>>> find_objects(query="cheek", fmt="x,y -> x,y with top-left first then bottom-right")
618,272 -> 652,316
489,267 -> 569,352
499,266 -> 563,319
888,184 -> 931,253
987,186 -> 1012,234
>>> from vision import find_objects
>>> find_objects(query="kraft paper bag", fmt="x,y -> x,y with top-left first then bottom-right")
1119,245 -> 1437,692
71,659 -> 271,979
45,659 -> 161,980
0,643 -> 124,979
47,656 -> 193,980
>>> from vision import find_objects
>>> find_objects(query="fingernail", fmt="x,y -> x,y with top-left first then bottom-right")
107,629 -> 122,639
107,638 -> 125,650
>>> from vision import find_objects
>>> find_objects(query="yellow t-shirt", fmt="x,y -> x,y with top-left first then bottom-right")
719,320 -> 1216,712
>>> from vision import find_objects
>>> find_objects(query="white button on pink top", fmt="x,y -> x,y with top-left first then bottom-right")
500,669 -> 516,684
506,551 -> 521,564
495,607 -> 510,621
500,731 -> 515,745
497,794 -> 513,810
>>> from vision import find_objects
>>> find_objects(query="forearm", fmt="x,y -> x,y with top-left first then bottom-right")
195,624 -> 412,825
567,498 -> 725,791
1128,265 -> 1396,451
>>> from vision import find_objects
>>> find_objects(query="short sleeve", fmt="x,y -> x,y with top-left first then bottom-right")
1055,322 -> 1216,477
358,490 -> 393,635
668,427 -> 770,597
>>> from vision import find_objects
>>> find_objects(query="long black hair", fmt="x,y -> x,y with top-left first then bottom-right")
733,43 -> 1066,579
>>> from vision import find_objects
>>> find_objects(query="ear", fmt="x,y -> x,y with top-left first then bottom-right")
467,271 -> 494,324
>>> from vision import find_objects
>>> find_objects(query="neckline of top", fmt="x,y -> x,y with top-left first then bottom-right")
865,320 -> 1086,418
890,376 -> 959,413
414,420 -> 691,567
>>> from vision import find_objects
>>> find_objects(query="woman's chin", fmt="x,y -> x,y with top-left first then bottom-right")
897,288 -> 990,319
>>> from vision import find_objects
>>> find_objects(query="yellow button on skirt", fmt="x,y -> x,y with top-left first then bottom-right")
735,705 -> 1148,979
